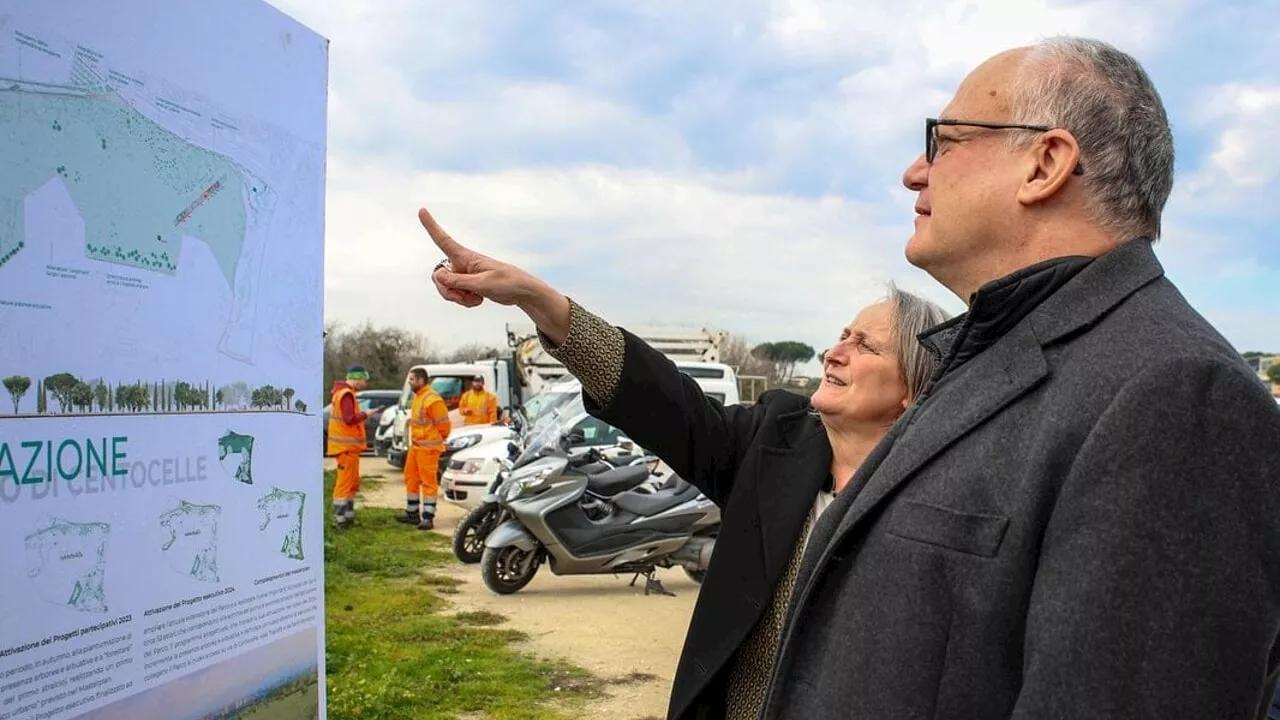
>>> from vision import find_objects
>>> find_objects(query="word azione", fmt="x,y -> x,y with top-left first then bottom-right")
0,437 -> 128,486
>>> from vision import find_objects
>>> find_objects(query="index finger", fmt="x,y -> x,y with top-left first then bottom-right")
418,207 -> 466,259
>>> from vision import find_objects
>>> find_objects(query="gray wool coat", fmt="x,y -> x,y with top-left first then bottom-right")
761,238 -> 1280,719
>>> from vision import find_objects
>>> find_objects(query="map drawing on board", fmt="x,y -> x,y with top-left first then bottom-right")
257,487 -> 306,561
0,14 -> 322,372
159,500 -> 222,584
218,430 -> 255,484
24,516 -> 111,613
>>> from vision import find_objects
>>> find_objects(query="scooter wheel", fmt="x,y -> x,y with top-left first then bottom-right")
480,545 -> 541,595
452,503 -> 500,564
683,568 -> 707,585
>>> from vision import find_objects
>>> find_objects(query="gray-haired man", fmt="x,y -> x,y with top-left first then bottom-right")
766,37 -> 1280,720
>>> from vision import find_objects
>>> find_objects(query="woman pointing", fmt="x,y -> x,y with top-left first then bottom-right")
420,207 -> 948,720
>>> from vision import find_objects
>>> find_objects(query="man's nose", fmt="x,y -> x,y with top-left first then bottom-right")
902,153 -> 929,191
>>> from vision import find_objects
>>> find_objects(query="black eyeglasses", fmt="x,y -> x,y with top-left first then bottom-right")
926,117 -> 1084,175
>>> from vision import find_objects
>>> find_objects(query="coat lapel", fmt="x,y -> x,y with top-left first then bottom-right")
755,414 -> 831,581
820,320 -> 1049,561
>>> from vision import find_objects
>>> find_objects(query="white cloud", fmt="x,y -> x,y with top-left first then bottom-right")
265,0 -> 1273,362
1178,83 -> 1280,204
323,157 -> 962,357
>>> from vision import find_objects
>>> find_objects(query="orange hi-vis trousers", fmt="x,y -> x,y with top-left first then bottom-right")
333,450 -> 361,520
404,447 -> 441,518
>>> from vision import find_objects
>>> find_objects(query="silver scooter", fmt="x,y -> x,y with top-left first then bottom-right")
451,444 -> 660,564
478,409 -> 720,596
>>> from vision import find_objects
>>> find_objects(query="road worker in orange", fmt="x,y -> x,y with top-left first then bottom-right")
328,365 -> 371,528
458,374 -> 499,426
397,366 -> 451,530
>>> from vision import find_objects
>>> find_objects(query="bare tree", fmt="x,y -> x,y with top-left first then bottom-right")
444,342 -> 502,363
324,320 -> 439,389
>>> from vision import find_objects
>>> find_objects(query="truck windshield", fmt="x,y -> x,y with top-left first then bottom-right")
398,375 -> 470,410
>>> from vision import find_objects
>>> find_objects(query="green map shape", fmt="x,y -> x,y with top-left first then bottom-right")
257,487 -> 305,561
0,84 -> 250,279
24,517 -> 111,613
159,500 -> 221,583
217,430 -> 254,485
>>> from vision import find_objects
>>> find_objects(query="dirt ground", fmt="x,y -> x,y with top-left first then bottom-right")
329,456 -> 700,719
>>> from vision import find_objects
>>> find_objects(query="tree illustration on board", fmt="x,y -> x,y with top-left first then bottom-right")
44,373 -> 79,413
93,380 -> 110,412
2,376 -> 30,414
71,381 -> 94,413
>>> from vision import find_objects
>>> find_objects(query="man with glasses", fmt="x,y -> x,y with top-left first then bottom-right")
756,37 -> 1280,719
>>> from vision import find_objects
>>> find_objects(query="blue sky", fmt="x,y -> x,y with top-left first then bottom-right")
269,0 -> 1280,364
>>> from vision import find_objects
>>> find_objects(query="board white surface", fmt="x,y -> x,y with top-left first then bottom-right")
0,1 -> 328,717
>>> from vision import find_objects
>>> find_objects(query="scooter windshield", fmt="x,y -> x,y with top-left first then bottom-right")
511,394 -> 589,468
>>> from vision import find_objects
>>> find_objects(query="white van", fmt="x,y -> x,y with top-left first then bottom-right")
674,361 -> 741,406
439,364 -> 742,510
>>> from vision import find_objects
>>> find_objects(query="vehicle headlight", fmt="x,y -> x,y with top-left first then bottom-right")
462,458 -> 487,474
447,434 -> 482,452
502,462 -> 557,502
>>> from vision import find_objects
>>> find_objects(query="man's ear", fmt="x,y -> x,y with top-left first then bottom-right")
1016,129 -> 1081,206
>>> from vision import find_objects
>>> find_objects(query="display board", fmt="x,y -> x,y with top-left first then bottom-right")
0,0 -> 328,717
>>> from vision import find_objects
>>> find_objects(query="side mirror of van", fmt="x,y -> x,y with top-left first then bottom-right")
618,437 -> 635,452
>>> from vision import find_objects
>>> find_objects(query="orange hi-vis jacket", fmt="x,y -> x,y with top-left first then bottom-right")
409,385 -> 451,451
458,389 -> 498,425
327,383 -> 367,456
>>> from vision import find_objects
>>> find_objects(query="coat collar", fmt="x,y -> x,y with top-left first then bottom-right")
756,409 -> 831,580
1029,237 -> 1165,345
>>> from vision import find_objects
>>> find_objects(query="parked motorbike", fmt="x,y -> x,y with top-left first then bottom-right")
451,442 -> 661,564
475,409 -> 720,596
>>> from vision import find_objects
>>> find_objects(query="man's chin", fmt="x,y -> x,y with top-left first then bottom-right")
904,233 -> 930,270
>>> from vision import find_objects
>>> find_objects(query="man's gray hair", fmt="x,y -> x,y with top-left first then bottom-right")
886,283 -> 950,403
1007,36 -> 1175,240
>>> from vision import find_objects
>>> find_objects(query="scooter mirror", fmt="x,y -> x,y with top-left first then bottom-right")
562,428 -> 587,447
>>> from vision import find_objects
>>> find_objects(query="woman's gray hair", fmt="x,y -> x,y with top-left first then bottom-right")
885,283 -> 949,403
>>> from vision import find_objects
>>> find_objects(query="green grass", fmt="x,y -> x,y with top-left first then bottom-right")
324,470 -> 599,719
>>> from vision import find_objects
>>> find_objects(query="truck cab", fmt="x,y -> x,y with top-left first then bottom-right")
383,360 -> 523,469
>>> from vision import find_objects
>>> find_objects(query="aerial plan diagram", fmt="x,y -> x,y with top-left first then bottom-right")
159,500 -> 222,584
257,487 -> 306,562
0,12 -> 324,383
24,516 -> 111,613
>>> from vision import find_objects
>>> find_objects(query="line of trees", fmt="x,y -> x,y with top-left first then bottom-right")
0,373 -> 308,415
323,320 -> 821,399
323,320 -> 501,390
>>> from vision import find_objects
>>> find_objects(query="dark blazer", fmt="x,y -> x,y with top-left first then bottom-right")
590,238 -> 1280,720
590,366 -> 830,719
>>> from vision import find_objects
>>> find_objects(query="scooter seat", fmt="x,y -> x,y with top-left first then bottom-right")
585,465 -> 650,496
604,454 -> 641,466
613,482 -> 701,517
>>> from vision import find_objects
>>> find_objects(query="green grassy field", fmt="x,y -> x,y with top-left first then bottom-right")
237,674 -> 321,719
323,471 -> 598,719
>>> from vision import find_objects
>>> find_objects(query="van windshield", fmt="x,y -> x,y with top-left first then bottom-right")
398,374 -> 471,410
